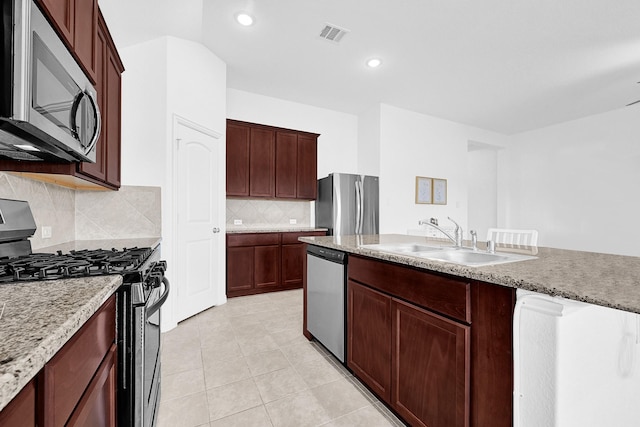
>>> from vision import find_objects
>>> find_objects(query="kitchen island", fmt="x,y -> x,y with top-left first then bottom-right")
299,233 -> 640,314
300,234 -> 640,427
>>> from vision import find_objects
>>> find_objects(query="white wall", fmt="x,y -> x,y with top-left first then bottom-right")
378,104 -> 508,235
226,89 -> 359,179
499,104 -> 640,256
357,104 -> 381,176
120,36 -> 227,330
467,144 -> 499,239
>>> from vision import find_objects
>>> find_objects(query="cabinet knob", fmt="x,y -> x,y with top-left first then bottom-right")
213,227 -> 220,233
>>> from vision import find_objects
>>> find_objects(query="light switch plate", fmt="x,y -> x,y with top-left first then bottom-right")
42,226 -> 52,238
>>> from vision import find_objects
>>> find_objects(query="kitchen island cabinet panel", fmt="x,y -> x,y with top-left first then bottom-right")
0,379 -> 36,427
392,299 -> 469,427
347,280 -> 392,402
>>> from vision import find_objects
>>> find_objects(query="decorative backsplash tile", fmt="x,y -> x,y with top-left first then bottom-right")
0,172 -> 161,249
226,198 -> 311,229
0,172 -> 75,249
76,186 -> 161,240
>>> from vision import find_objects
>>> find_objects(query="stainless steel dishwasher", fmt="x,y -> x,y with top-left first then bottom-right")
306,244 -> 347,363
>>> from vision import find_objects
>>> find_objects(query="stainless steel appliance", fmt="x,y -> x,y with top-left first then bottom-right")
0,198 -> 168,427
316,173 -> 379,236
0,0 -> 100,162
306,244 -> 347,362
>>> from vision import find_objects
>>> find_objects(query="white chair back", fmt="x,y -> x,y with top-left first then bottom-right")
486,228 -> 539,247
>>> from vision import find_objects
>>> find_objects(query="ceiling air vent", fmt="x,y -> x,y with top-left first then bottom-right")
319,23 -> 349,43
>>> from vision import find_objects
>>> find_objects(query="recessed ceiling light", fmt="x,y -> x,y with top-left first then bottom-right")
366,58 -> 382,68
235,13 -> 254,26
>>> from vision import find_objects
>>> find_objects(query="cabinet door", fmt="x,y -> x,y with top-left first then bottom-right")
227,247 -> 254,294
66,344 -> 117,427
296,134 -> 317,199
79,17 -> 107,182
38,0 -> 74,46
275,131 -> 297,198
104,41 -> 122,188
391,299 -> 470,427
226,123 -> 250,196
347,280 -> 392,401
281,243 -> 304,287
254,245 -> 280,288
73,0 -> 98,82
249,127 -> 275,197
0,379 -> 36,427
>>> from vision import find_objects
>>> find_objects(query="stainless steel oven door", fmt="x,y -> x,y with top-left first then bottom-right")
137,277 -> 170,427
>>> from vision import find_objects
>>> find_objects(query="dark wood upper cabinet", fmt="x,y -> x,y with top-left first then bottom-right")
38,0 -> 99,83
0,6 -> 123,190
275,131 -> 298,198
249,128 -> 275,197
226,119 -> 319,200
226,123 -> 250,196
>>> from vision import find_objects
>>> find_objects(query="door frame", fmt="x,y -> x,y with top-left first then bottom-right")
170,114 -> 226,325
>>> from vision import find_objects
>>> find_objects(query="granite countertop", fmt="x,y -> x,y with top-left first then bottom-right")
299,234 -> 640,314
0,275 -> 122,412
35,237 -> 162,253
226,227 -> 328,234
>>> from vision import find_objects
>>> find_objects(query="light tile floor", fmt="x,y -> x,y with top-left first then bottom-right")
157,289 -> 406,427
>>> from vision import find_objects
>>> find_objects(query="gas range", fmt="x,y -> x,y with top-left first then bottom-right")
0,247 -> 156,283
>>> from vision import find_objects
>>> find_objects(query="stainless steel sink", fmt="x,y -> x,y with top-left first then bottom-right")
359,243 -> 445,254
416,248 -> 536,267
360,242 -> 536,267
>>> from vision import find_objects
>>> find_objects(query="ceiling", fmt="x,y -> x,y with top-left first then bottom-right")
99,0 -> 640,134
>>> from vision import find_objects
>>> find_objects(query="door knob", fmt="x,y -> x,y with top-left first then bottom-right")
212,227 -> 220,233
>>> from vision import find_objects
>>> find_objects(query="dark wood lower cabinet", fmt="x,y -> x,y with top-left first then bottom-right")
226,231 -> 326,297
346,255 -> 514,427
347,280 -> 392,402
392,299 -> 469,427
0,379 -> 36,427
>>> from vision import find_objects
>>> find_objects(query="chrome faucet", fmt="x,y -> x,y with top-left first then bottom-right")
418,216 -> 464,247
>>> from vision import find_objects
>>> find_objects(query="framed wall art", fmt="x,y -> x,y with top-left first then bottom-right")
433,178 -> 447,205
415,176 -> 432,204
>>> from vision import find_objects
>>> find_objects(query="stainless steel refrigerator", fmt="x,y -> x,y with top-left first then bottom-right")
316,173 -> 379,235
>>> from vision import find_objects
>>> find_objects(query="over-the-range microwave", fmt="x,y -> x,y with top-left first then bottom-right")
0,0 -> 100,162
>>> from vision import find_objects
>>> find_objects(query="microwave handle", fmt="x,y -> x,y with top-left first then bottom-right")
70,89 -> 101,154
85,89 -> 101,154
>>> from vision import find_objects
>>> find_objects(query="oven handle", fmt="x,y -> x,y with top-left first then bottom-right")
146,277 -> 170,319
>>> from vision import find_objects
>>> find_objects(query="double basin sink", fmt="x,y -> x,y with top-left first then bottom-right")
359,242 -> 537,267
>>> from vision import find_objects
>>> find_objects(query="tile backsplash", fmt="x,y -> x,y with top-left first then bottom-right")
226,198 -> 312,229
0,172 -> 161,250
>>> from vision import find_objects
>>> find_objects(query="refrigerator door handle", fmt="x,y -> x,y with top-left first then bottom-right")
355,180 -> 362,234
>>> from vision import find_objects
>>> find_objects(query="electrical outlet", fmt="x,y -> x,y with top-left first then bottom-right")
233,219 -> 242,225
42,226 -> 52,239
289,219 -> 297,225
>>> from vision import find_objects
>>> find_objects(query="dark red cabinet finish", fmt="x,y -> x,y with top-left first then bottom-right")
226,120 -> 319,200
347,280 -> 392,402
227,231 -> 326,297
345,255 -> 514,427
0,9 -> 123,190
0,380 -> 36,427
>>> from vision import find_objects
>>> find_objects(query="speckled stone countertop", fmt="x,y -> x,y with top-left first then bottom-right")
226,227 -> 328,234
35,237 -> 162,253
300,234 -> 640,314
0,275 -> 122,412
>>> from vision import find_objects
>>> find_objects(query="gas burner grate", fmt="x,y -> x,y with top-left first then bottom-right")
0,247 -> 154,283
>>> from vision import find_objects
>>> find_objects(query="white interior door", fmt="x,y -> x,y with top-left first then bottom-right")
174,117 -> 225,322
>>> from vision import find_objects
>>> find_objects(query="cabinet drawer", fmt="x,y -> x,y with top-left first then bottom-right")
281,231 -> 326,244
348,256 -> 470,323
42,295 -> 116,427
227,233 -> 280,247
